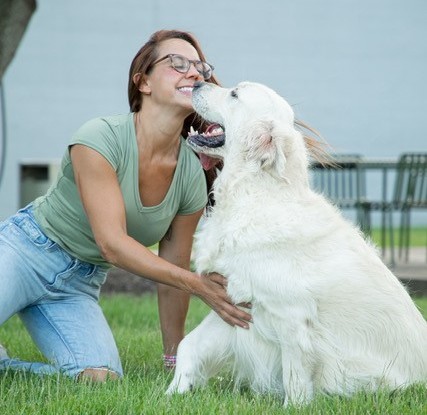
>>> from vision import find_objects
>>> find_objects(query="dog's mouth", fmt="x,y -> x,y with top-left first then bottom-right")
187,123 -> 225,170
188,123 -> 225,148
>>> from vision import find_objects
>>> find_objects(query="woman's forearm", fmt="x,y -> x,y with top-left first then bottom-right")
157,284 -> 190,355
99,233 -> 200,293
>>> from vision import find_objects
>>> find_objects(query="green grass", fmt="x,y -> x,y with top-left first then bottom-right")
370,226 -> 426,247
1,295 -> 426,414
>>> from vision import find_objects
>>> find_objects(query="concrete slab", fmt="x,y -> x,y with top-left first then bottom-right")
384,247 -> 427,297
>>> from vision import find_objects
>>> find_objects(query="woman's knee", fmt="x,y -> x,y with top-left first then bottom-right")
77,367 -> 121,382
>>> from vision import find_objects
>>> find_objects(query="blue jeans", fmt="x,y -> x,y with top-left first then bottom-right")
0,205 -> 123,378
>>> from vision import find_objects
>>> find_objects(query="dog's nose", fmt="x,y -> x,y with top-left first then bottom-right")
193,81 -> 204,89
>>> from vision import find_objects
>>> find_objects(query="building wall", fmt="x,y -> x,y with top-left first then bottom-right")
1,0 -> 426,221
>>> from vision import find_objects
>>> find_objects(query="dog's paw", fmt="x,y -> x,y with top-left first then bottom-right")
283,384 -> 314,407
283,393 -> 312,408
166,374 -> 194,395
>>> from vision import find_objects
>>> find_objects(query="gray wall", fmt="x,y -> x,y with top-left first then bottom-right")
1,0 -> 426,223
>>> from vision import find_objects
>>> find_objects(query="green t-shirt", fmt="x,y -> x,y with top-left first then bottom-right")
33,113 -> 208,267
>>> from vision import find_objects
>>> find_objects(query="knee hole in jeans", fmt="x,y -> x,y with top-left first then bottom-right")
78,367 -> 120,382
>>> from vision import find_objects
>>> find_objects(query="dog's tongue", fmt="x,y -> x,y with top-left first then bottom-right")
199,154 -> 219,170
193,123 -> 223,170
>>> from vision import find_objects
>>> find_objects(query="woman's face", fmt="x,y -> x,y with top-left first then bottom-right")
142,38 -> 205,114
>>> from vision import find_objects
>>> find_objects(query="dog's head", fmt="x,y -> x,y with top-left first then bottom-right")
188,81 -> 308,181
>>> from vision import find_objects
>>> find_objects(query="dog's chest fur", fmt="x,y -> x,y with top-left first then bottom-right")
193,179 -> 320,306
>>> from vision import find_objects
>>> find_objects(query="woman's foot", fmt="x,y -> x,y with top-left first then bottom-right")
0,344 -> 9,360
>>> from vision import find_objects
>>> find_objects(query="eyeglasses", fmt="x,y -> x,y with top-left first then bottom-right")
151,54 -> 214,80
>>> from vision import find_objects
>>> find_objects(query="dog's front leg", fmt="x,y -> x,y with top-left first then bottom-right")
281,345 -> 315,406
279,321 -> 315,406
166,311 -> 233,394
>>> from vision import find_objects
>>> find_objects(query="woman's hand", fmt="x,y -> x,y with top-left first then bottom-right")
195,272 -> 252,329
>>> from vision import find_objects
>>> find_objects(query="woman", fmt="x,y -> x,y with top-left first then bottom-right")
0,30 -> 251,381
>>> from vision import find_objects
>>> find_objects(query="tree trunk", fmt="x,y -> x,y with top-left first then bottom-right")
0,0 -> 36,79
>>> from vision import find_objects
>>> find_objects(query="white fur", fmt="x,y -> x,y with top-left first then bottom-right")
167,82 -> 427,405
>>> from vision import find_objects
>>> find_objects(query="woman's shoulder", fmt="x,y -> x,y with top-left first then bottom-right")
76,113 -> 132,134
72,113 -> 134,147
70,113 -> 135,167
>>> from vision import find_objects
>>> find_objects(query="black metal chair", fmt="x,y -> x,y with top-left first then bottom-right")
310,154 -> 369,233
394,153 -> 427,262
362,153 -> 427,265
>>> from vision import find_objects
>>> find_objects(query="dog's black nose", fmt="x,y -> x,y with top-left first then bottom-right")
193,81 -> 204,89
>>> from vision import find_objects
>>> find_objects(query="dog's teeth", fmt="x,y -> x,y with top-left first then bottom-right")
189,126 -> 199,136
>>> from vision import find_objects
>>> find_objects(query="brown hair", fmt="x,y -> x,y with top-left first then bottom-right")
128,29 -> 222,206
295,119 -> 333,166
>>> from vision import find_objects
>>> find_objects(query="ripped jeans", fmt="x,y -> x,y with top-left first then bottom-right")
0,205 -> 123,378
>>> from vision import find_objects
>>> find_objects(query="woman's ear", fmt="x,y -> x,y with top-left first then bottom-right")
133,73 -> 151,95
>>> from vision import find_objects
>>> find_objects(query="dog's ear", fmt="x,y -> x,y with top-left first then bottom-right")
246,120 -> 276,163
245,120 -> 288,179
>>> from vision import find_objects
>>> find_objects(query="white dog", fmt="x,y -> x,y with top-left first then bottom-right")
167,81 -> 427,405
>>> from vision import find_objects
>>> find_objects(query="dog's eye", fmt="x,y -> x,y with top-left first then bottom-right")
230,89 -> 238,99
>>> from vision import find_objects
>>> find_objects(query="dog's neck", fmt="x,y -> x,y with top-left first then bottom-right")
213,153 -> 311,208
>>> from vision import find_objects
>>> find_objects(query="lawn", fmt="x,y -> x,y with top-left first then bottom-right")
0,294 -> 426,414
370,226 -> 426,248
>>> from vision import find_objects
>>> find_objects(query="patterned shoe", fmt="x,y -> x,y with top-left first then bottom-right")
0,344 -> 9,360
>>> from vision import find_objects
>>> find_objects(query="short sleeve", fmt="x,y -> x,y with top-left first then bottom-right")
178,156 -> 208,215
69,117 -> 121,170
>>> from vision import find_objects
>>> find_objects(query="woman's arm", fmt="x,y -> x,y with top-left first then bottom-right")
157,211 -> 202,359
70,144 -> 252,328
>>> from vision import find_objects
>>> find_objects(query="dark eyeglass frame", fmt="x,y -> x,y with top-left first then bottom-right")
150,53 -> 214,80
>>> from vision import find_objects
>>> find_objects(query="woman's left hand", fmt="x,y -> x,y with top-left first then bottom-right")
194,272 -> 253,329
